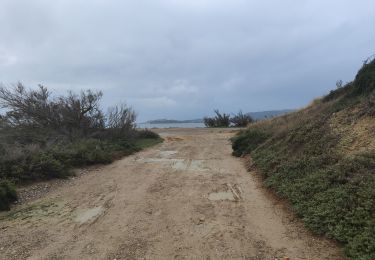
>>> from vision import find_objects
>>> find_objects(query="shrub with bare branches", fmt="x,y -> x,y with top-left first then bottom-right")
230,111 -> 253,127
0,83 -> 161,211
204,110 -> 252,127
0,83 -> 105,137
204,110 -> 230,127
106,104 -> 136,135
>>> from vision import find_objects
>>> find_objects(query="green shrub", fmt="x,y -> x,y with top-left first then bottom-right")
345,220 -> 375,260
354,59 -> 375,96
230,111 -> 253,127
0,135 -> 160,185
323,59 -> 375,105
67,139 -> 113,165
134,137 -> 163,149
29,153 -> 68,179
0,180 -> 17,211
231,129 -> 269,156
136,129 -> 160,139
204,110 -> 230,127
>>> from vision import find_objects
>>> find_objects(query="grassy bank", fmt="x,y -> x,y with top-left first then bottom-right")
232,59 -> 375,259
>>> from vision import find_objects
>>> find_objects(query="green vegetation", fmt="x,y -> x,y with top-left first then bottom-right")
230,111 -> 254,127
0,180 -> 17,211
204,110 -> 231,127
232,59 -> 375,259
134,137 -> 163,149
231,128 -> 269,157
247,109 -> 294,120
0,84 -> 161,211
204,110 -> 253,127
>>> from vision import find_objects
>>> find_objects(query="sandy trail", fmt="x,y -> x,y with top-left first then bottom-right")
0,128 -> 344,259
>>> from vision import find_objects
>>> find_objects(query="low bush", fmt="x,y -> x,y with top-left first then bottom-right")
0,134 -> 161,210
231,129 -> 269,156
324,59 -> 375,105
354,58 -> 375,95
230,111 -> 253,127
204,110 -> 254,128
29,153 -> 68,179
55,139 -> 114,166
136,129 -> 161,139
0,180 -> 17,211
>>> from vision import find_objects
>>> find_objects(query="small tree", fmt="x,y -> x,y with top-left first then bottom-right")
204,110 -> 230,127
0,84 -> 105,137
336,80 -> 343,89
57,89 -> 105,134
106,104 -> 136,136
231,111 -> 253,127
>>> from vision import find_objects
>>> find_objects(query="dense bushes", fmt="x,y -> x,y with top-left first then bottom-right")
0,134 -> 161,185
135,129 -> 161,139
232,60 -> 375,259
0,180 -> 17,211
0,84 -> 161,210
354,58 -> 375,95
251,142 -> 375,259
204,110 -> 253,127
231,129 -> 269,156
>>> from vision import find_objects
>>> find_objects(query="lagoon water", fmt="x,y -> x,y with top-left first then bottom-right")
137,122 -> 205,129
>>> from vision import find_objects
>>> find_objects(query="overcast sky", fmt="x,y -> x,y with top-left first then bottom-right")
0,0 -> 374,121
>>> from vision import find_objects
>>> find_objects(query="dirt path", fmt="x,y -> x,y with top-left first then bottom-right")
0,128 -> 344,260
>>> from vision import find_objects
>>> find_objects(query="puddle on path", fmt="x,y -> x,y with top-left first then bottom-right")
74,206 -> 103,224
208,191 -> 235,201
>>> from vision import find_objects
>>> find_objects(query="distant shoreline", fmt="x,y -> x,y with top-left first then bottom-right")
141,109 -> 295,125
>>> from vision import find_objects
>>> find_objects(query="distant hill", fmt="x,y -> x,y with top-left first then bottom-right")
144,110 -> 294,124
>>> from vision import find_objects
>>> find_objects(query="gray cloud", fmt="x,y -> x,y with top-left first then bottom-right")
1,0 -> 374,121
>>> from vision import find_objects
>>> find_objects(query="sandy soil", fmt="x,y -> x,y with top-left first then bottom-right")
0,128 -> 344,260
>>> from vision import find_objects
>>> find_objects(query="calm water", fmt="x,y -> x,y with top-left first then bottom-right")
137,122 -> 205,129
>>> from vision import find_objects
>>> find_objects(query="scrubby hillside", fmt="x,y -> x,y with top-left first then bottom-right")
0,84 -> 162,211
232,59 -> 375,259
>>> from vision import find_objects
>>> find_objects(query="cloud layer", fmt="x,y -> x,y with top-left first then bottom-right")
1,0 -> 374,121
